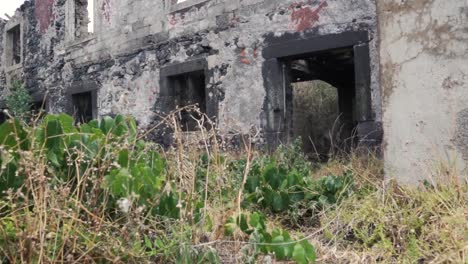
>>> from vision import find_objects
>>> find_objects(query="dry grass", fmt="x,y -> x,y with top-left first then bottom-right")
0,108 -> 466,263
312,163 -> 467,263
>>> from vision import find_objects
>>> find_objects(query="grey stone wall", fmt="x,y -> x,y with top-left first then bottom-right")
63,0 -> 380,130
378,0 -> 468,184
0,0 -> 381,143
0,19 -> 6,96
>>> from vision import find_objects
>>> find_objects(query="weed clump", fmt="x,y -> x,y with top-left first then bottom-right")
316,180 -> 467,263
0,110 -> 465,263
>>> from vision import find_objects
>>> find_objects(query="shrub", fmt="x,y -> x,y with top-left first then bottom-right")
4,81 -> 33,121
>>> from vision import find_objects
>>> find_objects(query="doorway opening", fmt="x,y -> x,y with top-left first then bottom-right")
72,91 -> 94,124
168,70 -> 207,131
285,47 -> 356,160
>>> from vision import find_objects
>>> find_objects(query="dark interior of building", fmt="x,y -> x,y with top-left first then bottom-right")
169,70 -> 207,131
8,25 -> 21,65
285,47 -> 356,160
72,91 -> 93,124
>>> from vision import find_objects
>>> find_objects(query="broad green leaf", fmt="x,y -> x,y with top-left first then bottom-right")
271,235 -> 286,260
47,151 -> 61,167
237,214 -> 249,233
301,240 -> 316,263
249,212 -> 266,231
104,168 -> 131,197
223,222 -> 237,236
292,243 -> 307,264
271,191 -> 285,212
263,163 -> 283,189
144,235 -> 153,249
57,113 -> 76,133
100,116 -> 115,134
118,149 -> 129,167
0,119 -> 28,150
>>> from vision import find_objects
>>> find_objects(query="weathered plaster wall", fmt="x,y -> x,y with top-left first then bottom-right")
63,0 -> 380,129
378,0 -> 468,184
0,0 -> 381,146
0,0 -> 68,106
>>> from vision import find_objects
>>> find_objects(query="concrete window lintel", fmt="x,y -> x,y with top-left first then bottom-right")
67,80 -> 99,95
160,58 -> 207,78
158,58 -> 219,121
5,21 -> 21,32
3,20 -> 23,69
168,0 -> 210,14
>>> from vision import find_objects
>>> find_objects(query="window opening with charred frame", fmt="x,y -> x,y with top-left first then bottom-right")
159,59 -> 212,133
0,110 -> 6,124
6,25 -> 21,66
169,70 -> 207,131
71,91 -> 96,124
285,48 -> 356,160
262,31 -> 377,159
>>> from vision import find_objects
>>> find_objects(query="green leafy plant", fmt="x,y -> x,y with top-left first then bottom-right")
242,151 -> 354,213
224,212 -> 316,263
4,81 -> 33,121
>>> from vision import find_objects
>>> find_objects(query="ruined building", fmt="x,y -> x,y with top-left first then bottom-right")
0,0 -> 467,184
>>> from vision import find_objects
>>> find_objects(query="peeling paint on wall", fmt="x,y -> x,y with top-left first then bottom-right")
35,0 -> 55,33
289,0 -> 328,32
1,0 -> 380,159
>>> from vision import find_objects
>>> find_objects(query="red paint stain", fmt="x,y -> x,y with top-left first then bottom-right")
35,0 -> 55,33
168,14 -> 178,26
239,49 -> 247,57
239,48 -> 251,64
240,58 -> 251,65
230,12 -> 240,27
289,0 -> 328,32
239,47 -> 261,65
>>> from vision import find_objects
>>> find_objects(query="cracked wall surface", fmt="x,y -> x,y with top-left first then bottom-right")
0,0 -> 466,184
378,0 -> 468,184
22,1 -> 468,180
0,0 -> 381,128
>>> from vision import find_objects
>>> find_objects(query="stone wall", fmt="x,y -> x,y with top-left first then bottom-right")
0,0 -> 391,176
378,0 -> 468,184
0,19 -> 6,96
58,0 -> 380,129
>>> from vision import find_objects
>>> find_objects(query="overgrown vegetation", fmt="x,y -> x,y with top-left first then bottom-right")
4,80 -> 33,121
0,110 -> 466,263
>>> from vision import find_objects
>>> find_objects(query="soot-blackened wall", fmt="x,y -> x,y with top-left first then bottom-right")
0,0 -> 381,155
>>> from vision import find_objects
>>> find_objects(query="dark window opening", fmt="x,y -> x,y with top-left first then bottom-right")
0,111 -> 7,124
72,91 -> 93,124
31,101 -> 46,118
285,48 -> 356,160
7,25 -> 21,66
169,70 -> 207,131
